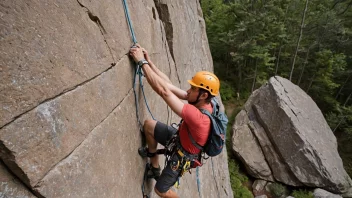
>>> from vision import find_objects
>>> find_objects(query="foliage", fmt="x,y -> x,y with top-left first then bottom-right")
291,189 -> 314,198
268,183 -> 287,198
220,81 -> 236,102
228,158 -> 253,198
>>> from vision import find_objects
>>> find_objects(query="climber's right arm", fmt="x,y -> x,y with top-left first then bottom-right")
143,49 -> 187,100
167,83 -> 187,100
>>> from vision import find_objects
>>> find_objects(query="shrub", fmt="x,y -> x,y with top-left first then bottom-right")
228,158 -> 253,198
220,81 -> 235,102
268,183 -> 286,198
291,189 -> 313,198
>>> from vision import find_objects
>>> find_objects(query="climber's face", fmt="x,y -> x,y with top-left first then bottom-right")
186,85 -> 200,104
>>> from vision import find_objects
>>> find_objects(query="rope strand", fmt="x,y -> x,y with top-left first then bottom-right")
122,0 -> 137,44
122,0 -> 156,132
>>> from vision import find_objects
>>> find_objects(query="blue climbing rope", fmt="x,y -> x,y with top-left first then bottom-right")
196,167 -> 202,198
122,0 -> 137,44
122,0 -> 156,130
138,69 -> 156,121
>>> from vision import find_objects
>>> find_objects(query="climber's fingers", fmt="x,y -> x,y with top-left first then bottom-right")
129,46 -> 145,63
141,48 -> 151,62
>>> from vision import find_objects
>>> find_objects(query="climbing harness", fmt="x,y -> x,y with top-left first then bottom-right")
137,119 -> 209,198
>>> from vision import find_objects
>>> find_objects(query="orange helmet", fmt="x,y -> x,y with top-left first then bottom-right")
187,71 -> 220,96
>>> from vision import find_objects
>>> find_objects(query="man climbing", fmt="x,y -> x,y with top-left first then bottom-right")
129,44 -> 220,198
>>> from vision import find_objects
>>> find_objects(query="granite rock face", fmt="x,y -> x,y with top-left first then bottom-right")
232,76 -> 351,194
0,0 -> 233,197
0,160 -> 35,198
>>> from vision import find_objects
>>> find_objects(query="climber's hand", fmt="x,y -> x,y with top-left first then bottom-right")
141,48 -> 151,63
129,44 -> 144,63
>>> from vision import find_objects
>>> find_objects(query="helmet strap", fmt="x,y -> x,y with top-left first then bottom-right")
189,91 -> 203,105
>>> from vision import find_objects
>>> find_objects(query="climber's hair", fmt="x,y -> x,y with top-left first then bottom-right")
199,88 -> 214,103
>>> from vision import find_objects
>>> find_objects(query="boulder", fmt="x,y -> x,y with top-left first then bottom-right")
232,76 -> 351,193
232,111 -> 274,181
252,179 -> 268,196
0,0 -> 232,197
313,188 -> 342,198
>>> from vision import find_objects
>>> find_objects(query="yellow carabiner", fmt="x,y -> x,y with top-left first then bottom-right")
174,179 -> 180,188
183,161 -> 191,172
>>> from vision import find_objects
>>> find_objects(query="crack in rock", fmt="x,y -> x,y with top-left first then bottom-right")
76,0 -> 115,62
153,0 -> 174,62
153,3 -> 181,85
0,61 -> 117,130
33,88 -> 134,192
153,1 -> 181,85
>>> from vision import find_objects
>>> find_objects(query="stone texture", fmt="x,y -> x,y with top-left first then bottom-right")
0,0 -> 233,197
246,103 -> 301,186
233,110 -> 273,181
33,92 -> 142,197
252,179 -> 268,196
232,76 -> 352,193
1,57 -> 134,187
153,0 -> 213,89
0,0 -> 128,127
313,188 -> 342,198
0,160 -> 36,198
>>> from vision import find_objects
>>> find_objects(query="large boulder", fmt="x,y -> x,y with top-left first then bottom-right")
0,0 -> 233,197
232,76 -> 351,193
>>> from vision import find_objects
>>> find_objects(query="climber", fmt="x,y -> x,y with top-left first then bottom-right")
130,44 -> 220,198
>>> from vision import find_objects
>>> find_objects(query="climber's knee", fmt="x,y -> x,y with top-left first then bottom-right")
143,119 -> 157,137
154,187 -> 178,198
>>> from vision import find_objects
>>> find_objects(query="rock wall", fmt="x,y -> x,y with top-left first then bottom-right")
0,0 -> 233,197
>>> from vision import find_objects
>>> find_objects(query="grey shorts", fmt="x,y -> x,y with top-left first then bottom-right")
154,122 -> 181,193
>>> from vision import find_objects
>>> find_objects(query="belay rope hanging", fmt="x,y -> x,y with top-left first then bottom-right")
121,0 -> 156,197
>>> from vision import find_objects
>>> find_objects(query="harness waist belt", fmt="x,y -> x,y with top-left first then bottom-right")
176,142 -> 199,160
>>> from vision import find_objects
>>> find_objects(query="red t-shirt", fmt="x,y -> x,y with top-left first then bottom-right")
179,103 -> 212,154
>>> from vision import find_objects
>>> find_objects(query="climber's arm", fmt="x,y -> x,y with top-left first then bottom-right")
143,49 -> 187,100
130,46 -> 184,117
167,83 -> 188,100
147,60 -> 172,84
